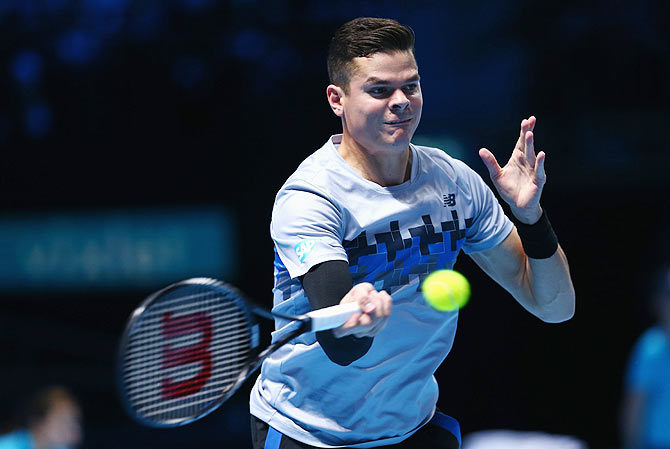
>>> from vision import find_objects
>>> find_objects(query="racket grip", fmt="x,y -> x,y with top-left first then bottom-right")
306,302 -> 361,332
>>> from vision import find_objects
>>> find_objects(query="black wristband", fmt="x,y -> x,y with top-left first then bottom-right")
513,209 -> 559,259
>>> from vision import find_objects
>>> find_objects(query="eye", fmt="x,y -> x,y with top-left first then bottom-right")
403,83 -> 419,93
368,87 -> 389,96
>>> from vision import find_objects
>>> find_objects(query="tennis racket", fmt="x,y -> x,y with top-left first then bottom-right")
117,277 -> 360,428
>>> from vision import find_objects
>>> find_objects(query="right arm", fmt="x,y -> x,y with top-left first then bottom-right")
301,260 -> 391,366
272,188 -> 390,365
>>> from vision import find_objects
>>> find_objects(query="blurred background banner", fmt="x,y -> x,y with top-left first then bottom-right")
0,207 -> 235,292
1,0 -> 669,448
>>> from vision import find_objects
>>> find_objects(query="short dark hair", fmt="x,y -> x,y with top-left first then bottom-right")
327,17 -> 415,92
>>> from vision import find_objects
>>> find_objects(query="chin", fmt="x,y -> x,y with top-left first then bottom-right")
384,132 -> 412,148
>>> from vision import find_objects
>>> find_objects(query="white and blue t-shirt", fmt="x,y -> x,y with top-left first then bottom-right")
249,134 -> 513,448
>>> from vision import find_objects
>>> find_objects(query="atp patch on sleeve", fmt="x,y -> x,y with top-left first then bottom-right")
294,239 -> 316,263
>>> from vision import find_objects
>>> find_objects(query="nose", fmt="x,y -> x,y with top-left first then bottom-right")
389,89 -> 410,111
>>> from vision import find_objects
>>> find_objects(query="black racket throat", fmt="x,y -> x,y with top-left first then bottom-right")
247,320 -> 309,372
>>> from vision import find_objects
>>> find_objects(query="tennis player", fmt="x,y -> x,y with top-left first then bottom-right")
249,17 -> 575,449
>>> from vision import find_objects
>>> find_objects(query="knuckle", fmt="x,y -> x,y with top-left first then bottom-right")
358,282 -> 373,291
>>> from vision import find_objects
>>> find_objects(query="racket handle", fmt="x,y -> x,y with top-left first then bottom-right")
306,302 -> 361,332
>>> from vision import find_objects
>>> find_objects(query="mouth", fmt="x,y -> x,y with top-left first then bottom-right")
384,118 -> 412,125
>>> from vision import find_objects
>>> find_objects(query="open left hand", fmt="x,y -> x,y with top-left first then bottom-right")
479,115 -> 546,224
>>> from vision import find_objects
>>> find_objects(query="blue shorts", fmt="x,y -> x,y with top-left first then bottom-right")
250,411 -> 461,449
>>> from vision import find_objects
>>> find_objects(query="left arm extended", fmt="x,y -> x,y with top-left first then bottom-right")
475,116 -> 575,322
470,228 -> 575,322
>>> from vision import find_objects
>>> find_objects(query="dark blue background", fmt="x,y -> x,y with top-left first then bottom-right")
1,1 -> 669,448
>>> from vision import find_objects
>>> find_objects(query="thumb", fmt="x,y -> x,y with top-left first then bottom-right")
479,148 -> 502,180
535,151 -> 547,184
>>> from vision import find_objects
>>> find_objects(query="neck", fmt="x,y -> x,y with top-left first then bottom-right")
337,134 -> 412,187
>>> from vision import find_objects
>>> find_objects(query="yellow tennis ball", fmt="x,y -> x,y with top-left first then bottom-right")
422,269 -> 471,311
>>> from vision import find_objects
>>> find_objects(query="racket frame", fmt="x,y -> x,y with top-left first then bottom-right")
116,278 -> 325,428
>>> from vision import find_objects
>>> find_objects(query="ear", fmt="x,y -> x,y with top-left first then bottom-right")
326,84 -> 345,117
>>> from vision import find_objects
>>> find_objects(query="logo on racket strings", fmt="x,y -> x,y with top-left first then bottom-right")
161,311 -> 213,399
295,239 -> 316,263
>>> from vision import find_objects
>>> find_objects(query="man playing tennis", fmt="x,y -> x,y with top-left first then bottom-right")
250,17 -> 575,449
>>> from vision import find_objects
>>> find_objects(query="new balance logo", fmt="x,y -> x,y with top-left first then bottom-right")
443,193 -> 456,207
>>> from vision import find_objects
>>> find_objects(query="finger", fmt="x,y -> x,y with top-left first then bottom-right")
376,290 -> 392,317
350,307 -> 391,338
341,282 -> 373,307
365,290 -> 385,317
524,131 -> 535,165
514,118 -> 528,152
362,300 -> 376,314
347,283 -> 375,308
352,282 -> 375,296
357,312 -> 373,328
479,148 -> 502,180
535,151 -> 546,183
527,115 -> 536,131
521,116 -> 537,158
357,294 -> 376,319
356,293 -> 376,315
340,313 -> 362,329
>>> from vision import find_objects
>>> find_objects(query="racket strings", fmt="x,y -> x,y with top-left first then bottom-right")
120,284 -> 253,424
125,316 -> 248,359
123,341 -> 251,386
134,367 -> 250,415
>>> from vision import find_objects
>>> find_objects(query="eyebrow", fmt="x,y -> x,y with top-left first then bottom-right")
364,74 -> 421,85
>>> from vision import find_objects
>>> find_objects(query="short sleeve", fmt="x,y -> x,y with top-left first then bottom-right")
271,186 -> 349,278
457,162 -> 514,254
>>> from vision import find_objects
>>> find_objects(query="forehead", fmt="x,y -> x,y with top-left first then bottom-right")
349,51 -> 418,84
